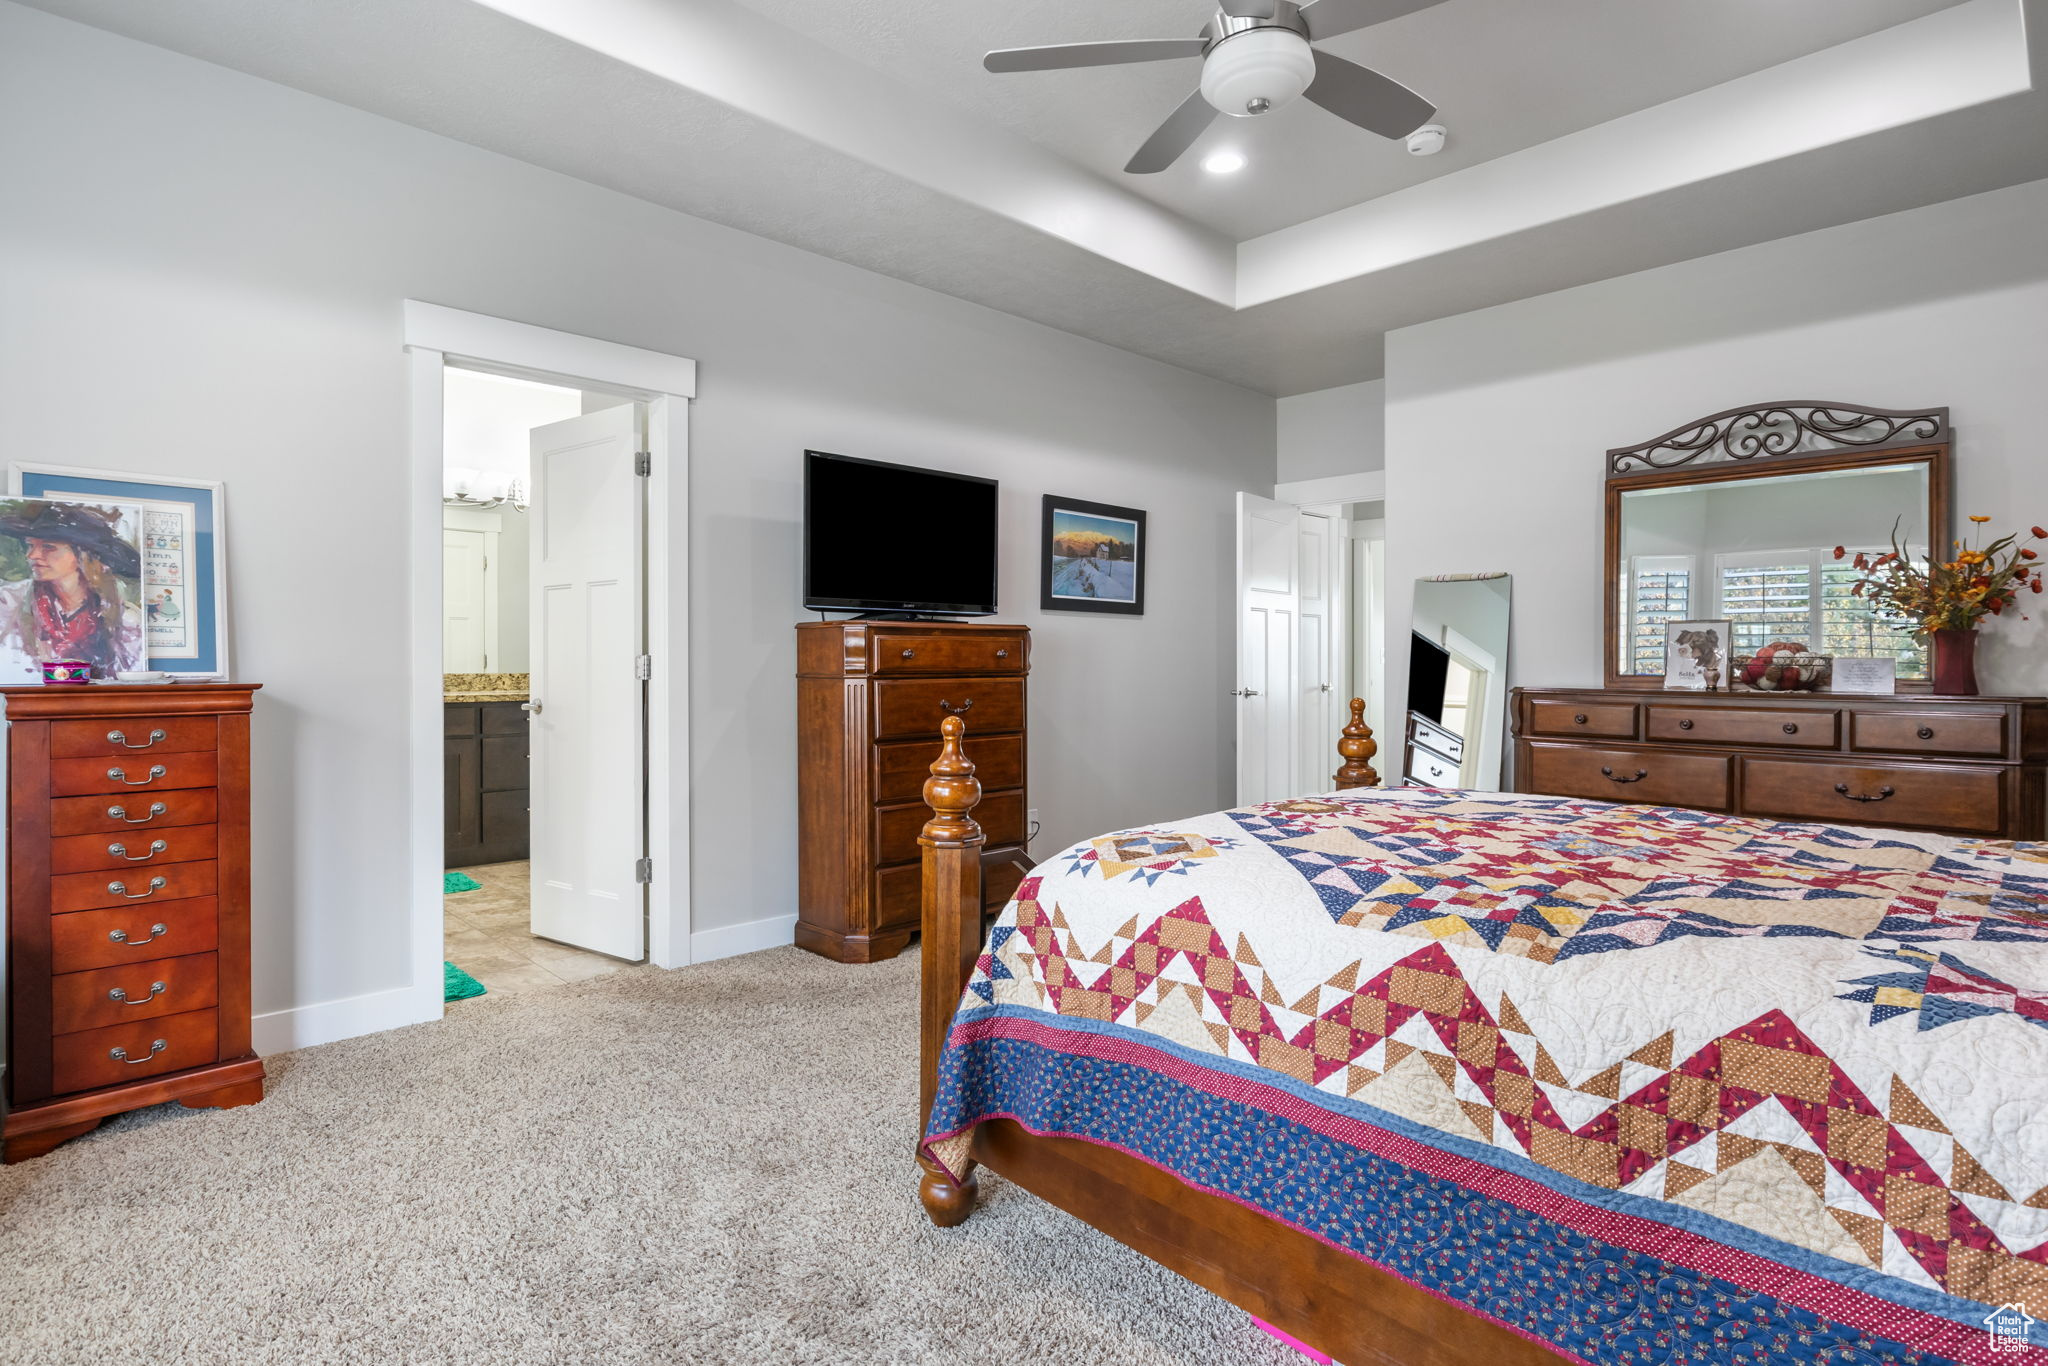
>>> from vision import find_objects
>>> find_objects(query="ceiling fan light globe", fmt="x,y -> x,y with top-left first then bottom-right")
1199,27 -> 1315,117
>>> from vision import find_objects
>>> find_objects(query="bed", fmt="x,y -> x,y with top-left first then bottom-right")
914,713 -> 2048,1365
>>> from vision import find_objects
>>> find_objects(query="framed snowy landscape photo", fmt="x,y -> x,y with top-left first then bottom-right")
1041,495 -> 1145,616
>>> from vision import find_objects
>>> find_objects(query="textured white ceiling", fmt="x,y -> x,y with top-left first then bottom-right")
727,0 -> 1970,239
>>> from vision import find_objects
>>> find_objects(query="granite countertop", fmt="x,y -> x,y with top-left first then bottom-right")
445,672 -> 529,703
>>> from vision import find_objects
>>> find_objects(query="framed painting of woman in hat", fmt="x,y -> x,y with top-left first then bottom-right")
0,499 -> 146,682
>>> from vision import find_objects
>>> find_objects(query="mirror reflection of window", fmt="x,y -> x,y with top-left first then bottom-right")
1627,555 -> 1692,673
1617,463 -> 1930,680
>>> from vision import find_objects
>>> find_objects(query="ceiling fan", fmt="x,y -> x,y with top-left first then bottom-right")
984,0 -> 1446,174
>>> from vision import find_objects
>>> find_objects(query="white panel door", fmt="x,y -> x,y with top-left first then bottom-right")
1295,505 -> 1346,794
529,404 -> 646,960
1236,493 -> 1300,806
443,528 -> 488,672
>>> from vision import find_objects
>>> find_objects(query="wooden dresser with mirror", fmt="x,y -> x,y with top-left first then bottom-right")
1513,401 -> 2048,839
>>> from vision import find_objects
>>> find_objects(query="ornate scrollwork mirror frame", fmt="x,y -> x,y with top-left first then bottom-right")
1602,401 -> 1953,692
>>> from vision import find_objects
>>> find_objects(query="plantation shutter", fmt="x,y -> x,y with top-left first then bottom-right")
1627,556 -> 1692,673
1717,555 -> 1814,660
1822,554 -> 1927,679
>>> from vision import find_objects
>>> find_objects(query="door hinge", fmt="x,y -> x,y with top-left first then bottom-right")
635,857 -> 653,884
635,451 -> 651,476
634,654 -> 652,680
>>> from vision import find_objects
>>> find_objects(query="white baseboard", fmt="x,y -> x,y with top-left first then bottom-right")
689,913 -> 796,964
252,984 -> 436,1056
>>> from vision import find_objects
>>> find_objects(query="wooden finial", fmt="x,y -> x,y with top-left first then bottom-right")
918,713 -> 985,1228
1333,698 -> 1379,790
920,714 -> 983,847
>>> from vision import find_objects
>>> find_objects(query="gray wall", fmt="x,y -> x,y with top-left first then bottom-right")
0,5 -> 1274,1028
1383,174 -> 2048,774
1277,379 -> 1385,484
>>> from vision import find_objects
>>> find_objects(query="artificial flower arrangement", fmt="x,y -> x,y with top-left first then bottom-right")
1832,516 -> 2046,693
1832,517 -> 2046,629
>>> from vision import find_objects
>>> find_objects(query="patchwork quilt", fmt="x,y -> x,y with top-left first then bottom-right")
920,788 -> 2048,1365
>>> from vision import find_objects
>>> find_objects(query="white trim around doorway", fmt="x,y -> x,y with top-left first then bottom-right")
1275,470 -> 1385,506
400,302 -> 697,1036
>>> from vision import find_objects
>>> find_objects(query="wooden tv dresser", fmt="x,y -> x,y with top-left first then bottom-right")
3,683 -> 264,1162
796,621 -> 1030,963
1511,687 -> 2047,839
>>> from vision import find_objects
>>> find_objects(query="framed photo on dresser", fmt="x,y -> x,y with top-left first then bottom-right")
1040,495 -> 1145,615
8,464 -> 229,678
1662,619 -> 1731,691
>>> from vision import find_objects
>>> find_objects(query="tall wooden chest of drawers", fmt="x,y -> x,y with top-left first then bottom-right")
796,622 -> 1031,963
1511,688 -> 2047,839
3,684 -> 264,1162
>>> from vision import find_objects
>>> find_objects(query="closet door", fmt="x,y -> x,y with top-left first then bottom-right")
1236,493 -> 1299,806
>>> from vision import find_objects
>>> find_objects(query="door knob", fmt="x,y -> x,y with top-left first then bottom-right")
1231,689 -> 1261,698
521,701 -> 543,715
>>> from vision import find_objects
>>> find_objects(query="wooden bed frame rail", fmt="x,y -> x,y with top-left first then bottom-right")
914,708 -> 1552,1365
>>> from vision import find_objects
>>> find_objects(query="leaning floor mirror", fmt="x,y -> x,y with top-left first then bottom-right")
1406,574 -> 1512,790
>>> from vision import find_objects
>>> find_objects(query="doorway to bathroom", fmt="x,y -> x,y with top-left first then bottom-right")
438,367 -> 651,1000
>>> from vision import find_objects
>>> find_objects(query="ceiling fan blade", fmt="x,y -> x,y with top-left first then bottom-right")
1219,0 -> 1280,17
1305,50 -> 1435,138
1124,90 -> 1219,174
984,39 -> 1206,73
1298,0 -> 1447,41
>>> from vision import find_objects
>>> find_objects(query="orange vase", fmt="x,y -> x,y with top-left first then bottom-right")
1929,628 -> 1980,696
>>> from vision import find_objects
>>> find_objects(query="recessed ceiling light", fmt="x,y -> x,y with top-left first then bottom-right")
1201,151 -> 1247,175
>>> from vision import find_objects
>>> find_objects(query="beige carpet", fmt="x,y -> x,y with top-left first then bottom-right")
0,947 -> 1299,1365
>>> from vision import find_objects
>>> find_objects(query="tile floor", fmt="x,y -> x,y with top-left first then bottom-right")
443,860 -> 642,997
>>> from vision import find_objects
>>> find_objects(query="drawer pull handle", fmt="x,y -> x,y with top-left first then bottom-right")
996,649 -> 1009,659
109,923 -> 169,946
109,1039 -> 168,1065
108,802 -> 169,825
1917,726 -> 1936,740
108,877 -> 168,899
1600,767 -> 1649,784
1834,783 -> 1895,804
1573,714 -> 1588,725
106,728 -> 167,750
1678,719 -> 1693,731
108,839 -> 169,862
900,649 -> 915,659
107,765 -> 168,787
109,981 -> 168,1006
939,698 -> 973,715
1783,723 -> 1799,735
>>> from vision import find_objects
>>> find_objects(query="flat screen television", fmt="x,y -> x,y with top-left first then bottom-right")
1407,631 -> 1452,724
803,451 -> 999,616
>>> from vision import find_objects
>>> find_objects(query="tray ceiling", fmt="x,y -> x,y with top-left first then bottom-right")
15,0 -> 2045,395
730,0 -> 1972,240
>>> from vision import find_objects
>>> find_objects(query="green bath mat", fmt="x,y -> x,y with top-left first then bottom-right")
444,871 -> 483,894
444,961 -> 487,1003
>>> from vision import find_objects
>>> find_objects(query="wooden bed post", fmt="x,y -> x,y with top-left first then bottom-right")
1333,697 -> 1379,789
917,714 -> 984,1227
